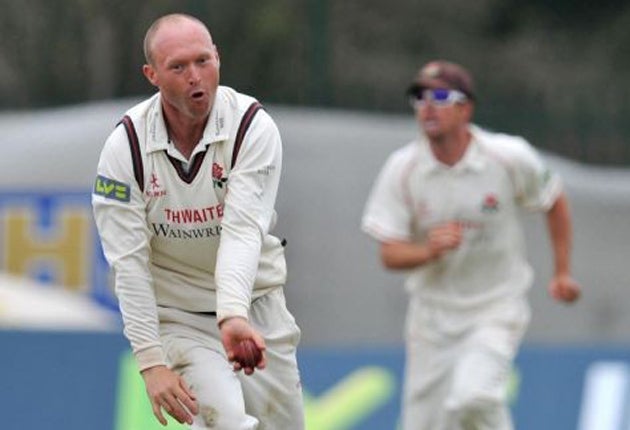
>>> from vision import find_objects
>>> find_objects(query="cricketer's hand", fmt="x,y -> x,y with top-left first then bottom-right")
141,364 -> 198,426
219,316 -> 267,375
549,274 -> 581,303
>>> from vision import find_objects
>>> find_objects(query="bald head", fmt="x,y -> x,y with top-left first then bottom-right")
143,14 -> 211,65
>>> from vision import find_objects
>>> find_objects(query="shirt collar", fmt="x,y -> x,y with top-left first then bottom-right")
145,90 -> 231,154
416,125 -> 486,174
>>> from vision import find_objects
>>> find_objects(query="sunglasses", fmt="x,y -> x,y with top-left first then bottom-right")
408,88 -> 467,108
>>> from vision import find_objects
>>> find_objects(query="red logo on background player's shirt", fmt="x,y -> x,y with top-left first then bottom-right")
481,193 -> 499,212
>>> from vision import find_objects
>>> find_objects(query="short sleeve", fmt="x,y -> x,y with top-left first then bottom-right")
510,137 -> 563,211
361,148 -> 415,242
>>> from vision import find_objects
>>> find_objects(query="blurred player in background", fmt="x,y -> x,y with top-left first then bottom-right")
92,13 -> 304,429
361,60 -> 581,430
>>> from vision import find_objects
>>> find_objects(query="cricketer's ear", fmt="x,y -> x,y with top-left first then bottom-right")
142,64 -> 159,87
213,44 -> 221,68
460,100 -> 474,122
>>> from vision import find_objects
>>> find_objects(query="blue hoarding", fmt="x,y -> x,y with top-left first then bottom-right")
1,330 -> 630,430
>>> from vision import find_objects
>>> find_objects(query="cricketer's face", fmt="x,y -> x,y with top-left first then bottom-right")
415,90 -> 473,141
143,19 -> 220,122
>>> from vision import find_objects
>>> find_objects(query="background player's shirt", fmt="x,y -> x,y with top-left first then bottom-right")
92,86 -> 286,370
362,125 -> 562,311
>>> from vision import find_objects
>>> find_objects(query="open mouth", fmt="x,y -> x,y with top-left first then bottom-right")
191,90 -> 205,100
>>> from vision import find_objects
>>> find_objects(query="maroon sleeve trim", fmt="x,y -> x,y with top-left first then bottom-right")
231,101 -> 264,169
119,115 -> 145,193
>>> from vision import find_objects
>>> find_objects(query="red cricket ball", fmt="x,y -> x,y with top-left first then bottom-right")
234,339 -> 262,368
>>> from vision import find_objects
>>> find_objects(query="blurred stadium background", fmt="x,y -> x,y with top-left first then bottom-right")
1,1 -> 629,429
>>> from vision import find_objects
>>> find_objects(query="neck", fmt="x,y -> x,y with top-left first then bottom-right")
427,126 -> 471,166
162,106 -> 208,160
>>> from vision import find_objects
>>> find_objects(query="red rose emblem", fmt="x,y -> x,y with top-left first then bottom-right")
212,163 -> 224,180
481,194 -> 499,212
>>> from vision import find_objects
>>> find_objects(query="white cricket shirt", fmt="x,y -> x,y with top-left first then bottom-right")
362,125 -> 562,310
92,86 -> 286,370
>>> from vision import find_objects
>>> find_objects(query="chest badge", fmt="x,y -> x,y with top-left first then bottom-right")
212,162 -> 228,189
481,193 -> 499,213
146,173 -> 167,197
150,173 -> 159,189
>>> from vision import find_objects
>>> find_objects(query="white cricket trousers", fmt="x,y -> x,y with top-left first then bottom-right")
401,296 -> 530,430
158,288 -> 305,430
